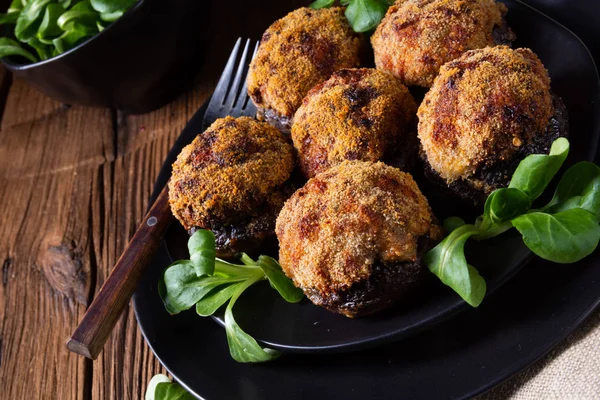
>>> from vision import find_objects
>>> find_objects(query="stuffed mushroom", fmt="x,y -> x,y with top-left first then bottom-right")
291,68 -> 418,178
276,161 -> 442,317
417,46 -> 568,205
169,116 -> 295,258
371,0 -> 515,88
247,7 -> 365,133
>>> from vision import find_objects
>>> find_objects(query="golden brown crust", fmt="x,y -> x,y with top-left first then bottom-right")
276,161 -> 441,303
291,68 -> 417,178
247,7 -> 365,124
417,46 -> 553,186
169,116 -> 294,231
371,0 -> 507,87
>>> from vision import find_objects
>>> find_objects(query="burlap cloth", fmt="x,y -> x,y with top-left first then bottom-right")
478,308 -> 600,399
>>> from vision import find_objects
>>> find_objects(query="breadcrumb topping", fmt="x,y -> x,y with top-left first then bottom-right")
276,161 -> 441,298
292,68 -> 417,177
372,0 -> 507,87
169,116 -> 294,230
247,7 -> 365,122
417,46 -> 553,183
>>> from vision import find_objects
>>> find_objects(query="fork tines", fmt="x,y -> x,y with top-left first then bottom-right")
204,38 -> 259,130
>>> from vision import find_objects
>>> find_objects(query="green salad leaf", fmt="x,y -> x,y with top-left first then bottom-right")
90,0 -> 136,14
512,208 -> 600,263
53,21 -> 96,54
58,0 -> 72,10
159,229 -> 304,363
443,216 -> 466,233
310,0 -> 336,9
195,281 -> 244,317
37,3 -> 65,43
224,277 -> 281,363
425,224 -> 486,307
475,187 -> 531,240
15,0 -> 52,42
145,374 -> 195,400
146,375 -> 172,400
159,260 -> 244,315
545,161 -> 600,219
56,0 -> 98,30
425,138 -> 600,306
483,188 -> 531,224
26,36 -> 52,59
508,137 -> 569,200
8,0 -> 24,14
154,383 -> 195,400
311,0 -> 392,33
258,255 -> 304,303
0,37 -> 36,62
343,0 -> 389,32
188,229 -> 216,277
99,10 -> 123,22
0,12 -> 19,25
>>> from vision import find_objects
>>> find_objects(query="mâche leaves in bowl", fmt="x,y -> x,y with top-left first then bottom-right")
0,0 -> 205,113
159,230 -> 304,363
425,138 -> 600,306
0,0 -> 138,63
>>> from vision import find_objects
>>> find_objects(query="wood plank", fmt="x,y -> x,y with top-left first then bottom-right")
0,79 -> 113,399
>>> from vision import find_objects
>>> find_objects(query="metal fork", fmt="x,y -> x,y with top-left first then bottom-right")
67,38 -> 260,360
204,38 -> 259,130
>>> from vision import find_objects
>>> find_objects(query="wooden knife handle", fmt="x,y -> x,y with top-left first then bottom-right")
67,185 -> 171,359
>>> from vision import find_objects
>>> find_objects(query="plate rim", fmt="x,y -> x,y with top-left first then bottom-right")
134,0 -> 600,397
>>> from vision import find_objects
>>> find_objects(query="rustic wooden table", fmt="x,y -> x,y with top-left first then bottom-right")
0,1 -> 597,399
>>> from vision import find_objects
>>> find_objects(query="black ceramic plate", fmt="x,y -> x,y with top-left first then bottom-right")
134,0 -> 600,398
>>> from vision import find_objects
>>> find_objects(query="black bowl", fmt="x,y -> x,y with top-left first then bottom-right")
1,0 -> 207,114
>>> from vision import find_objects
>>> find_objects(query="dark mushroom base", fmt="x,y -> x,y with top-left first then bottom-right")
305,237 -> 434,318
421,93 -> 569,206
190,208 -> 279,260
493,20 -> 516,46
189,183 -> 298,260
385,124 -> 419,172
208,210 -> 279,260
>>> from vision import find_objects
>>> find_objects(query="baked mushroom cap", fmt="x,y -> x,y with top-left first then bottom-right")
371,0 -> 511,87
169,116 -> 294,256
276,161 -> 442,317
247,7 -> 365,132
417,46 -> 563,200
292,68 -> 418,178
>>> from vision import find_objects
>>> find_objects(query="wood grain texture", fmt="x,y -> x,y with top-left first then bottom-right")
68,184 -> 171,360
0,1 -> 323,399
0,78 -> 111,399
